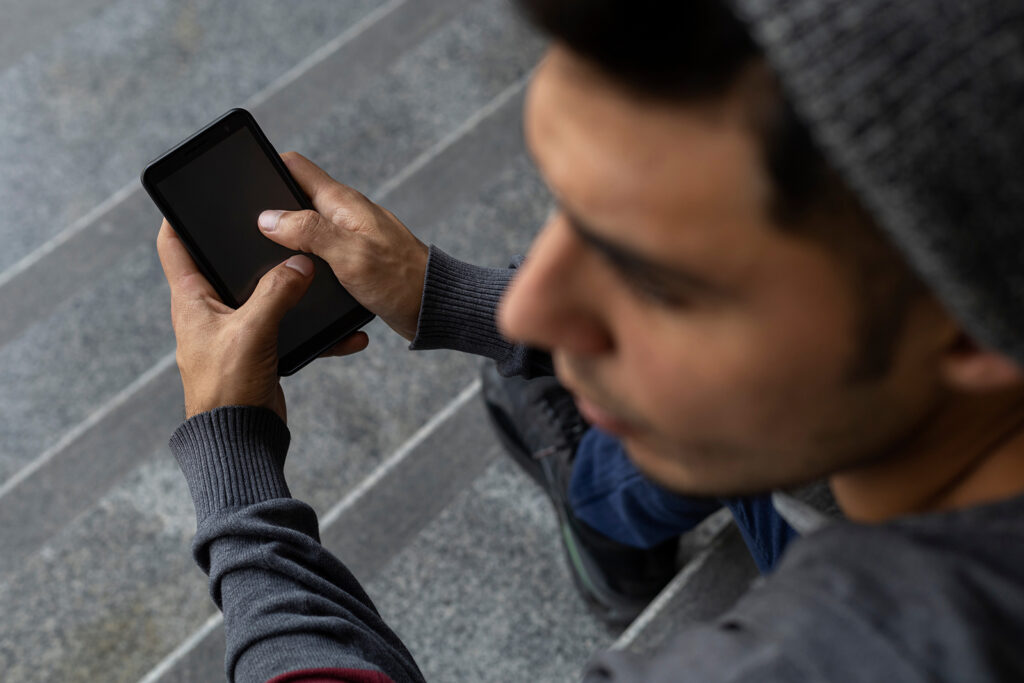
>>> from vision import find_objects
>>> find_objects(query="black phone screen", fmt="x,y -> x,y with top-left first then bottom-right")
144,109 -> 371,375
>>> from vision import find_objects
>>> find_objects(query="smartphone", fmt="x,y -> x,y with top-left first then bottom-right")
141,108 -> 374,376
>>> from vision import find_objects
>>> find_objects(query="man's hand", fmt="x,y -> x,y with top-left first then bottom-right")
257,152 -> 430,341
157,221 -> 369,421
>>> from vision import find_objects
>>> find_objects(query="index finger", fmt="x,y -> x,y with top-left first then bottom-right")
280,151 -> 364,216
318,331 -> 370,358
156,220 -> 218,302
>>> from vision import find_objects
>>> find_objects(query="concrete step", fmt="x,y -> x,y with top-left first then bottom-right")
365,456 -> 619,682
0,0 -> 118,73
0,0 -> 385,274
613,511 -> 759,658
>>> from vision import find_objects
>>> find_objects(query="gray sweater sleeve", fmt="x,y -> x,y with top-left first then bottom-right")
170,406 -> 425,683
409,245 -> 553,378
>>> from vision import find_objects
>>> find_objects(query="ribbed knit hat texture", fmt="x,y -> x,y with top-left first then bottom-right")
725,0 -> 1024,362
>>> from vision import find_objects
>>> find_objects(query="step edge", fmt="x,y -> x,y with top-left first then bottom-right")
612,508 -> 737,651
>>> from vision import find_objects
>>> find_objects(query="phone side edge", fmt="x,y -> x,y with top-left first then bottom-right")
277,309 -> 376,376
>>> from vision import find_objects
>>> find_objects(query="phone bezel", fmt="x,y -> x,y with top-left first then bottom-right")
141,108 -> 374,376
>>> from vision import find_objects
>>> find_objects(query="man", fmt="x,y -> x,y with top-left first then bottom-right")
157,0 -> 1024,681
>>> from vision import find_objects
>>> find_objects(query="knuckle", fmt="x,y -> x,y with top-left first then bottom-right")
295,209 -> 325,238
259,268 -> 290,294
330,204 -> 372,233
324,184 -> 356,207
329,205 -> 353,227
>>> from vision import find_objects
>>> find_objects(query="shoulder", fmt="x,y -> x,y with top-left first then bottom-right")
729,512 -> 1024,681
585,509 -> 1024,683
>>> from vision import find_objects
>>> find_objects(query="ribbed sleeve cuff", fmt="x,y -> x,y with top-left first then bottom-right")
169,406 -> 292,524
410,245 -> 516,359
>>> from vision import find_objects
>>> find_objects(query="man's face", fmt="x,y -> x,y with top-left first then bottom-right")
499,48 -> 949,496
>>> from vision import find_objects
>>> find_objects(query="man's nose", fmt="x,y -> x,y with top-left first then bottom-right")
497,214 -> 614,356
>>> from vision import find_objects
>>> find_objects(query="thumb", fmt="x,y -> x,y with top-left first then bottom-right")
258,208 -> 347,260
241,254 -> 315,327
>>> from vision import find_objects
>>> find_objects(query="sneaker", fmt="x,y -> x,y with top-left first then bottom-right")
481,362 -> 679,625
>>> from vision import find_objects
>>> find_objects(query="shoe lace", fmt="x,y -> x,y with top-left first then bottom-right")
533,387 -> 588,460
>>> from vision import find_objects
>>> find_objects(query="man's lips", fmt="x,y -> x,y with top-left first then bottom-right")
573,393 -> 638,437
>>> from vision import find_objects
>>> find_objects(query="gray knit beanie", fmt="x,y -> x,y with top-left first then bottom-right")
724,0 -> 1024,362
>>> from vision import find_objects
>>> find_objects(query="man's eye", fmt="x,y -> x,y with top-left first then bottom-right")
623,275 -> 687,308
589,244 -> 694,309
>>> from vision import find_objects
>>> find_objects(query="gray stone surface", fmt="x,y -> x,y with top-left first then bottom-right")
0,0 -> 117,72
0,0 -> 381,272
254,0 -> 472,148
368,458 -> 620,683
622,521 -> 759,657
0,362 -> 180,578
286,0 -> 544,201
0,194 -> 166,351
0,451 -> 212,683
0,238 -> 173,481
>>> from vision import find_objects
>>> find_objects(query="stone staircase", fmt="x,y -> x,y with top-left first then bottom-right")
0,2 -> 758,681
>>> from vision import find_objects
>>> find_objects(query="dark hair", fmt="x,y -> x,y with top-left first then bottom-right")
515,0 -> 928,381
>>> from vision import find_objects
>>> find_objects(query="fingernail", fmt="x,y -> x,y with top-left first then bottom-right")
284,254 -> 313,276
259,210 -> 284,231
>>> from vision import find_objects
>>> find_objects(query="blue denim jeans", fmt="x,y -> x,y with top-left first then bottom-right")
568,427 -> 798,574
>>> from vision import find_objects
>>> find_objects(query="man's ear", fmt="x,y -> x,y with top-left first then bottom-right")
940,333 -> 1024,392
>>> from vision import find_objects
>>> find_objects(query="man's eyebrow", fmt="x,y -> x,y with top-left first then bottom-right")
565,213 -> 729,297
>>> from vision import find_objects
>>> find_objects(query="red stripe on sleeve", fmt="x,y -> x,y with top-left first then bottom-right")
266,667 -> 396,683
